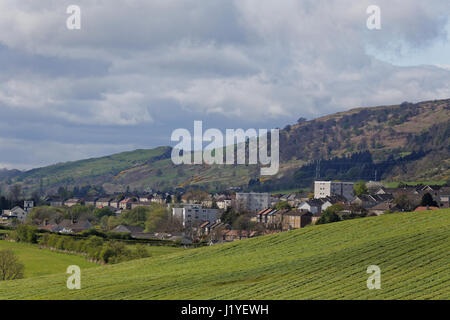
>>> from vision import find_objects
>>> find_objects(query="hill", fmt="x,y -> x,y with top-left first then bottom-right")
1,98 -> 449,194
0,210 -> 449,299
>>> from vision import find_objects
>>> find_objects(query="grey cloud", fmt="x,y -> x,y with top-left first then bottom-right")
0,0 -> 449,168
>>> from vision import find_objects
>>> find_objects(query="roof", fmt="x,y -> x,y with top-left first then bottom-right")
301,199 -> 325,207
65,198 -> 81,203
97,197 -> 114,202
112,225 -> 144,234
283,210 -> 313,217
414,206 -> 439,212
200,221 -> 210,228
369,202 -> 399,211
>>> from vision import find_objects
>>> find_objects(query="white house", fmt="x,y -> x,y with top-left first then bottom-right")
298,199 -> 325,215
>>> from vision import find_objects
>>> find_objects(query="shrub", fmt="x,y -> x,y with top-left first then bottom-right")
14,225 -> 38,243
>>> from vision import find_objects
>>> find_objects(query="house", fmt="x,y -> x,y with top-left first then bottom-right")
138,194 -> 152,202
298,199 -> 325,214
368,202 -> 400,216
112,225 -> 144,234
282,211 -> 312,230
439,193 -> 450,208
57,219 -> 93,233
96,197 -> 114,208
351,194 -> 394,209
221,230 -> 257,242
130,201 -> 153,210
254,208 -> 273,224
109,197 -> 123,209
151,194 -> 166,205
320,195 -> 347,212
38,224 -> 60,232
46,196 -> 64,207
1,206 -> 28,222
64,198 -> 81,207
119,197 -> 138,210
216,198 -> 232,210
84,197 -> 98,207
112,225 -> 145,237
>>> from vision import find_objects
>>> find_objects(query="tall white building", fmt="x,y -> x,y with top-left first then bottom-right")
172,204 -> 219,227
235,192 -> 270,212
314,181 -> 354,201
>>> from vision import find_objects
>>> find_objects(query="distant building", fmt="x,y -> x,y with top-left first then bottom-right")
57,219 -> 93,234
172,204 -> 219,228
24,200 -> 34,213
235,192 -> 270,212
64,198 -> 81,207
96,197 -> 114,208
1,206 -> 28,222
314,181 -> 354,201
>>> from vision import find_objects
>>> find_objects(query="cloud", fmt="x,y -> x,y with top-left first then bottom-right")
0,0 -> 449,168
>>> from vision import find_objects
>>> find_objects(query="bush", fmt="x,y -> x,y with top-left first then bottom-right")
14,225 -> 38,243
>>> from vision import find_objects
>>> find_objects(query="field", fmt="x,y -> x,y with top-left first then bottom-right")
0,209 -> 449,299
0,241 -> 97,278
128,244 -> 186,258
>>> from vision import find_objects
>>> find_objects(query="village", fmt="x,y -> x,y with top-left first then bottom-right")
1,181 -> 449,245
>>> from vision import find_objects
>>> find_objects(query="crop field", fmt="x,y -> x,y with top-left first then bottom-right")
0,241 -> 97,278
0,209 -> 449,299
128,244 -> 186,258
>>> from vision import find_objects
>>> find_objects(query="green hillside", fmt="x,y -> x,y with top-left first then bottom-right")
1,210 -> 449,300
1,98 -> 449,194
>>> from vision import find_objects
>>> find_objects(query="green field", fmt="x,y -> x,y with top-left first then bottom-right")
128,244 -> 186,258
0,210 -> 449,299
0,241 -> 97,278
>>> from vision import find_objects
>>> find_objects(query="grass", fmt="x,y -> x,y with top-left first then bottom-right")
383,180 -> 447,188
128,244 -> 186,258
0,209 -> 449,299
0,241 -> 97,278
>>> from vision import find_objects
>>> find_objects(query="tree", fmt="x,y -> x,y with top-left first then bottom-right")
275,201 -> 291,210
93,207 -> 115,220
316,204 -> 343,225
297,117 -> 307,124
13,225 -> 38,243
9,184 -> 22,202
0,250 -> 24,281
420,193 -> 438,207
354,181 -> 368,196
394,194 -> 416,211
145,206 -> 168,232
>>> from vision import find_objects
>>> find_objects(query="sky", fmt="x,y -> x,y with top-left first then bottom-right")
0,0 -> 449,170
